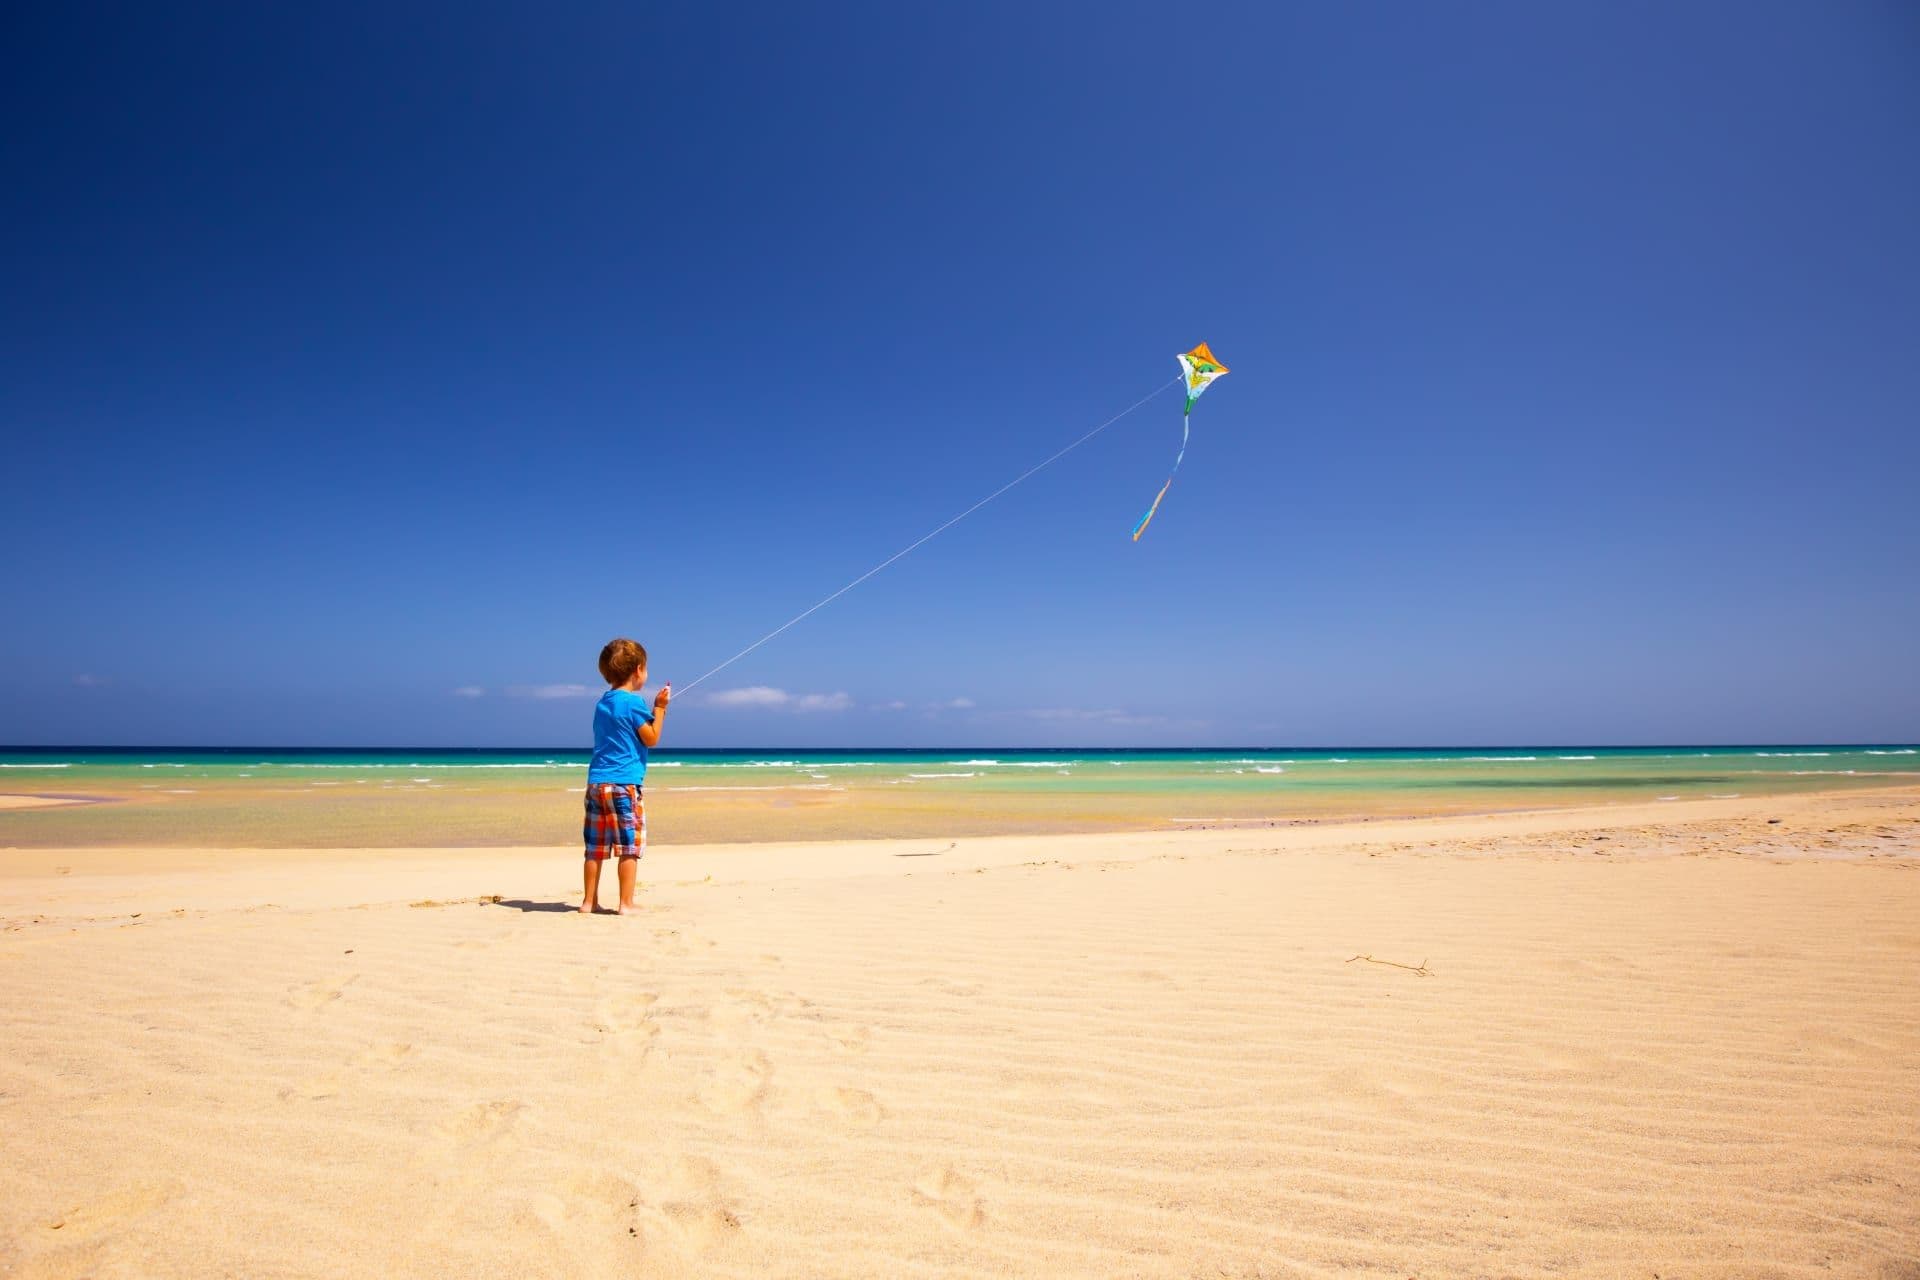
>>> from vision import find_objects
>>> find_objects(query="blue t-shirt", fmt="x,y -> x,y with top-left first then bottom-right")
587,688 -> 656,785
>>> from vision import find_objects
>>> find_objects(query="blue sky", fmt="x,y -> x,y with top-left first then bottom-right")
3,2 -> 1916,748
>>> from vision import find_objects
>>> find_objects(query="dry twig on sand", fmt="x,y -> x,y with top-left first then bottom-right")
894,842 -> 958,859
1347,953 -> 1433,977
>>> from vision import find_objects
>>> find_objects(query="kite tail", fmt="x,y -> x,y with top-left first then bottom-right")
1130,477 -> 1174,541
1130,412 -> 1190,541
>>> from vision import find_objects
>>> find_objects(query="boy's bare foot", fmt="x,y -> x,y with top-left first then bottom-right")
578,902 -> 597,914
617,903 -> 643,916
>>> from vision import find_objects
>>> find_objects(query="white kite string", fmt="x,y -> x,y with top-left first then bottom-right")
676,376 -> 1181,695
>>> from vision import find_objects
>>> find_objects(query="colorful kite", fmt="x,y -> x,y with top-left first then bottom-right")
1131,342 -> 1229,541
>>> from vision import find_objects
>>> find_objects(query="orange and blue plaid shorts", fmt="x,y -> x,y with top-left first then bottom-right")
583,783 -> 644,861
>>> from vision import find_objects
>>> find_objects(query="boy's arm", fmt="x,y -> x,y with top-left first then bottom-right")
638,686 -> 668,748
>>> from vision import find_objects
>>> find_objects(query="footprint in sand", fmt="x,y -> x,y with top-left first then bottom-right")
597,991 -> 659,1030
643,1156 -> 742,1255
503,1191 -> 583,1250
557,1171 -> 649,1254
708,988 -> 778,1027
351,1042 -> 415,1069
911,1165 -> 984,1229
284,1043 -> 413,1102
438,1099 -> 525,1144
595,992 -> 661,1051
824,1024 -> 871,1055
551,1161 -> 741,1258
698,1051 -> 771,1116
282,1072 -> 343,1102
654,1199 -> 743,1253
815,1086 -> 884,1128
288,974 -> 356,1010
653,1153 -> 722,1196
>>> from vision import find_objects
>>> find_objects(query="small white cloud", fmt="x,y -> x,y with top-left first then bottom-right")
708,685 -> 791,708
72,673 -> 109,688
509,683 -> 592,700
1019,707 -> 1170,727
924,696 -> 976,712
451,685 -> 486,699
706,686 -> 853,713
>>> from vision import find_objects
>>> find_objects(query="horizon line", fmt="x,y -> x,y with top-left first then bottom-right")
3,742 -> 1916,754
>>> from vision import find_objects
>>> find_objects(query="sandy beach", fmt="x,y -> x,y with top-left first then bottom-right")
3,787 -> 1917,1277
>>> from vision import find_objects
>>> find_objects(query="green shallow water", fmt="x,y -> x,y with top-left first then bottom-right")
2,746 -> 1916,848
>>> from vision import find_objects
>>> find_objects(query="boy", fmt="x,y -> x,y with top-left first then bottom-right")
582,637 -> 670,914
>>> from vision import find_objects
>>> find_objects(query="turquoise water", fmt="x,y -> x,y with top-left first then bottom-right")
5,745 -> 1915,847
4,744 -> 1916,797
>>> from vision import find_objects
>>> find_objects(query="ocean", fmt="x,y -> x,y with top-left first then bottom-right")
3,745 -> 1916,848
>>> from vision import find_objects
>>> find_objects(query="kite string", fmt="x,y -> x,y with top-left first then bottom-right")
676,376 -> 1182,696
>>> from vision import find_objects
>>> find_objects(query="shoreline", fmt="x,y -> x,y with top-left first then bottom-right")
6,744 -> 1916,852
4,772 -> 1919,853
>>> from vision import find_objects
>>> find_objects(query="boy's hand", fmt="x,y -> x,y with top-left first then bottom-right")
654,684 -> 672,712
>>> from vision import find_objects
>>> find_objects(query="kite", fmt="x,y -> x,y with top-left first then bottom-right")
1131,342 -> 1229,541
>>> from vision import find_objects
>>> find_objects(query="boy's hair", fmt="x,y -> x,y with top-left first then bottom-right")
598,638 -> 647,686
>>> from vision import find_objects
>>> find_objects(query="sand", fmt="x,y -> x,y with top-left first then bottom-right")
2,788 -> 1917,1278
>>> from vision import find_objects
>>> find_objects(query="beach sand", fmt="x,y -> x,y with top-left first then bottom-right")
2,788 -> 1917,1277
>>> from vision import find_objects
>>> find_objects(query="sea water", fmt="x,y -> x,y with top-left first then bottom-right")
3,745 -> 1914,847
3,744 -> 1915,788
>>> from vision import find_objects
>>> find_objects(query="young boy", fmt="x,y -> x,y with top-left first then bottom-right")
582,638 -> 670,914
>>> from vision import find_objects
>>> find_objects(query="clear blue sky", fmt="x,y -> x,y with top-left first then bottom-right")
3,2 -> 1916,748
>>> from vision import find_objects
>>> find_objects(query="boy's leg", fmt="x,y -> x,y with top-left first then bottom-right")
617,786 -> 645,914
580,858 -> 602,913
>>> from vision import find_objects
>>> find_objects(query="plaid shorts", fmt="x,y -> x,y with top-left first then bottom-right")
583,783 -> 645,862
